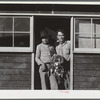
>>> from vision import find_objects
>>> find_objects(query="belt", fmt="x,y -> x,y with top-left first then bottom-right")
44,62 -> 51,64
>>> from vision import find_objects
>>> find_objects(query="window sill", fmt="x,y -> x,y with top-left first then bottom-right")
73,48 -> 100,54
0,47 -> 33,52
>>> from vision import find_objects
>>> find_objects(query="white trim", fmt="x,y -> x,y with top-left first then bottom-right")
0,41 -> 31,52
0,1 -> 100,5
13,17 -> 14,47
0,31 -> 13,33
0,47 -> 33,52
31,17 -> 34,90
75,33 -> 92,34
1,13 -> 100,17
31,17 -> 34,89
74,48 -> 100,53
91,18 -> 93,48
0,16 -> 31,18
30,16 -> 33,51
31,53 -> 34,90
70,17 -> 74,90
74,18 -> 75,50
0,32 -> 30,34
11,32 -> 30,33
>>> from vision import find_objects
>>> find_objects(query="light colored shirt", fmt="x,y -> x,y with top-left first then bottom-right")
35,43 -> 55,65
56,40 -> 70,61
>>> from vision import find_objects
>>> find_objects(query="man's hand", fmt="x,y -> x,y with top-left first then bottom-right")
40,63 -> 47,72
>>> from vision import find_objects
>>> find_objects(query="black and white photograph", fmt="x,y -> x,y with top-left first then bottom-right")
0,0 -> 100,99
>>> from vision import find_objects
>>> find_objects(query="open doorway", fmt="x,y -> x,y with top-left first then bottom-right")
34,16 -> 70,89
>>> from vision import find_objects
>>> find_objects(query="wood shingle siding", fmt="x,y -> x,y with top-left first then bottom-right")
73,54 -> 100,90
0,53 -> 31,90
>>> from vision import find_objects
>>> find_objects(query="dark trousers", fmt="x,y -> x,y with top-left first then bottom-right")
64,61 -> 70,89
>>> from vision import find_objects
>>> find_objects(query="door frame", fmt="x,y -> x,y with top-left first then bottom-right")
33,15 -> 73,90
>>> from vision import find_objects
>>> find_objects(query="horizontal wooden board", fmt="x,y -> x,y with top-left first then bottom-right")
74,56 -> 100,64
74,76 -> 100,82
0,56 -> 31,63
0,62 -> 31,69
74,63 -> 100,70
74,54 -> 100,58
74,82 -> 100,88
0,86 -> 31,90
74,70 -> 100,76
0,75 -> 31,81
0,69 -> 31,75
0,81 -> 31,87
0,53 -> 31,57
74,87 -> 100,90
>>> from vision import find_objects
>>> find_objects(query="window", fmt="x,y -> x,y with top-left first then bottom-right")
74,18 -> 100,53
0,16 -> 33,52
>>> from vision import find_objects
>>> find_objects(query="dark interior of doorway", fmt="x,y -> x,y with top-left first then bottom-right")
34,16 -> 70,89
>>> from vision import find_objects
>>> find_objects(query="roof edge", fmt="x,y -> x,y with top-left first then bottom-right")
0,1 -> 100,5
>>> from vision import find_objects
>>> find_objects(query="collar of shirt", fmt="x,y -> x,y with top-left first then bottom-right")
59,41 -> 67,47
41,43 -> 50,47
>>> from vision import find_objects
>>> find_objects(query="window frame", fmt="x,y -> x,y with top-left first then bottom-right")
74,17 -> 100,53
0,15 -> 33,52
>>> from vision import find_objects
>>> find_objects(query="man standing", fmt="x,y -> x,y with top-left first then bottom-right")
35,30 -> 58,90
56,30 -> 70,89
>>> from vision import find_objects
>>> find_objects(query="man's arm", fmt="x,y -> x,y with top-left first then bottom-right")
67,40 -> 71,61
67,40 -> 71,49
35,45 -> 44,65
35,45 -> 47,72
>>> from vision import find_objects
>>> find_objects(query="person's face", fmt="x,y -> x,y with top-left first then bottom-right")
57,31 -> 65,42
42,37 -> 49,44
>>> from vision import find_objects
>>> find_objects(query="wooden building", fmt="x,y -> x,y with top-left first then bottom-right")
0,0 -> 100,90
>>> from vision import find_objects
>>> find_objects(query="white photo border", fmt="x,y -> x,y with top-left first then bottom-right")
0,0 -> 99,99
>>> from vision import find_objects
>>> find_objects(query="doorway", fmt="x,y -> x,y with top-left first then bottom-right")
34,16 -> 70,89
